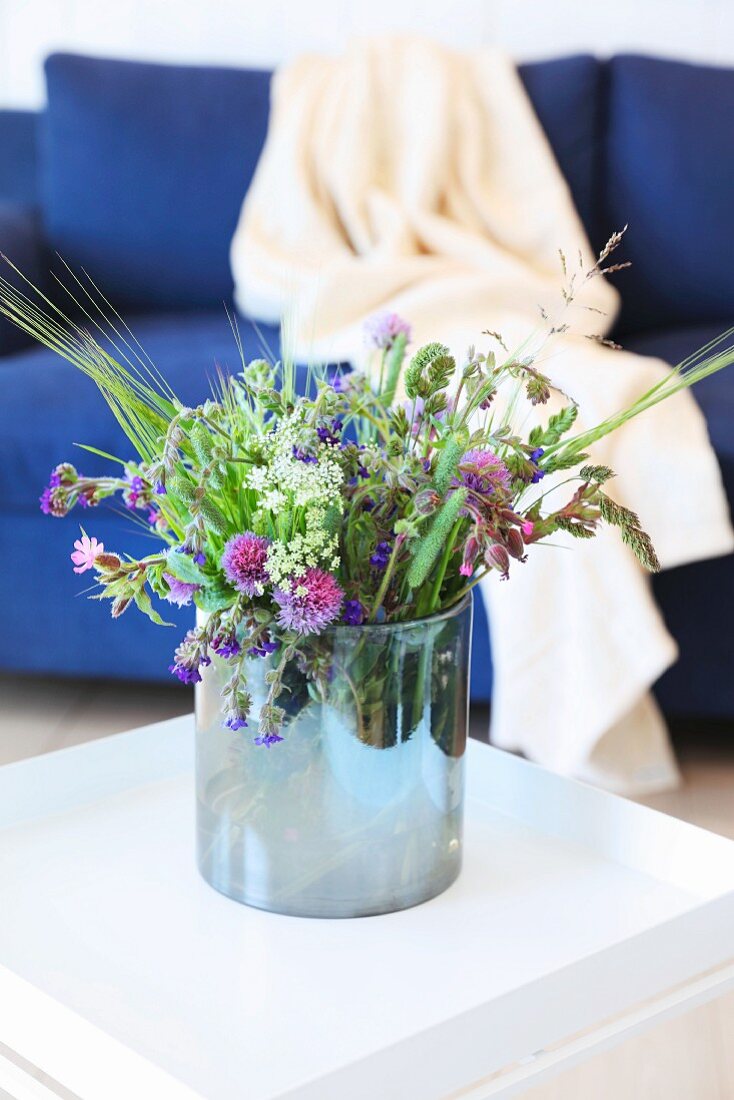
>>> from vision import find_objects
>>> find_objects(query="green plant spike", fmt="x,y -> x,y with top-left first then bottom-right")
407,488 -> 467,590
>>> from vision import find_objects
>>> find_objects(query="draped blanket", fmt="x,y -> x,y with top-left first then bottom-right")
231,38 -> 733,793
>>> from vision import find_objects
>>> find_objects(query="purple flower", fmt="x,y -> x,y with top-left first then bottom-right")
343,599 -> 366,626
213,634 -> 241,658
39,487 -> 53,515
529,447 -> 546,484
317,419 -> 343,447
225,715 -> 249,731
247,639 -> 280,658
370,541 -> 392,570
193,551 -> 206,566
221,532 -> 270,596
274,568 -> 344,635
254,732 -> 284,747
155,481 -> 167,495
292,445 -> 318,464
169,629 -> 211,684
330,372 -> 353,393
163,573 -> 200,607
455,449 -> 512,498
363,311 -> 412,351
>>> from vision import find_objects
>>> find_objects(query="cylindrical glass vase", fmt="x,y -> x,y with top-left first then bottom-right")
195,595 -> 472,918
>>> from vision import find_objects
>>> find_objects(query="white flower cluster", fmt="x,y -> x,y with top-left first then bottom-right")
266,520 -> 341,589
244,412 -> 344,513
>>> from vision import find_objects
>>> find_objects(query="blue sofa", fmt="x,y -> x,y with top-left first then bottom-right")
1,52 -> 733,717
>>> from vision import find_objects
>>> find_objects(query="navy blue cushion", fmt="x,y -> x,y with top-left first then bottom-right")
604,55 -> 734,335
0,111 -> 39,206
625,323 -> 734,718
0,203 -> 46,355
42,54 -> 271,310
518,55 -> 602,249
0,310 -> 280,512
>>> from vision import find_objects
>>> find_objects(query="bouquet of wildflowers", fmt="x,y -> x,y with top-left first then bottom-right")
3,235 -> 734,746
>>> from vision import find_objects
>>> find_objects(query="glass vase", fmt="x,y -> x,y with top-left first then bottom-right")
195,595 -> 472,918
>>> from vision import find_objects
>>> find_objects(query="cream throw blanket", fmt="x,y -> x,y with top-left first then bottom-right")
231,38 -> 733,793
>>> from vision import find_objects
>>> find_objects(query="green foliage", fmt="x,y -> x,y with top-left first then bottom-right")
404,342 -> 452,398
165,548 -> 207,585
198,497 -> 229,536
195,583 -> 236,613
599,493 -> 660,571
579,464 -> 615,484
433,438 -> 463,495
167,475 -> 196,505
381,331 -> 408,407
407,488 -> 467,590
190,422 -> 214,466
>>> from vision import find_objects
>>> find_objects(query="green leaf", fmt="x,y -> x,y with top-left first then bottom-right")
73,443 -> 127,465
165,548 -> 207,585
134,587 -> 174,626
195,584 -> 235,613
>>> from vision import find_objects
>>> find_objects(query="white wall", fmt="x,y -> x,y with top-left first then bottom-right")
1,0 -> 734,108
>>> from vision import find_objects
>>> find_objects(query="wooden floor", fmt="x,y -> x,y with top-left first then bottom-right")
1,676 -> 733,1098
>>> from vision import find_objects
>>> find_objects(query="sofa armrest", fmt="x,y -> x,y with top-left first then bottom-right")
0,202 -> 45,357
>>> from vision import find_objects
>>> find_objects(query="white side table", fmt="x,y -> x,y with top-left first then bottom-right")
0,716 -> 733,1100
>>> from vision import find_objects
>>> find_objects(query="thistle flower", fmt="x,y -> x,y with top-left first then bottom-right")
455,449 -> 511,499
364,311 -> 411,351
70,533 -> 104,574
274,568 -> 343,634
221,532 -> 270,596
162,572 -> 200,607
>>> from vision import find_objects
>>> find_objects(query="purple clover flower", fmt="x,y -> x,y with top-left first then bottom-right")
363,311 -> 412,351
455,449 -> 512,498
274,568 -> 344,635
221,532 -> 270,596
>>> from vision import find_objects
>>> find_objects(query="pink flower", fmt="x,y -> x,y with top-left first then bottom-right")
274,568 -> 344,635
71,533 -> 104,574
221,532 -> 270,596
521,521 -> 534,538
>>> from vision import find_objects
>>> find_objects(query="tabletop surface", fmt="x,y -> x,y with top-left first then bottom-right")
1,717 -> 733,1100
